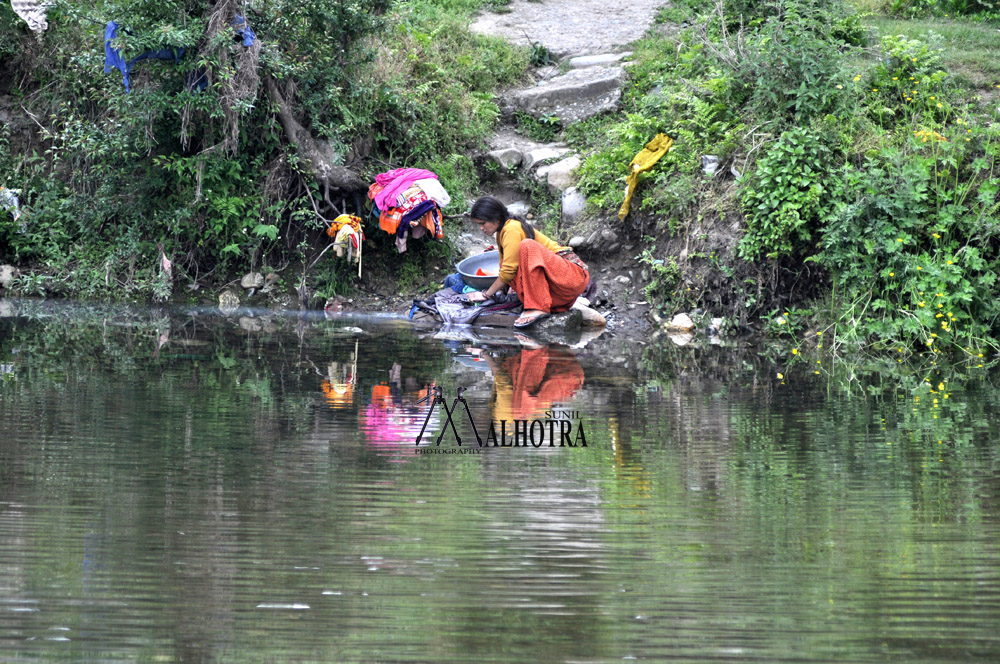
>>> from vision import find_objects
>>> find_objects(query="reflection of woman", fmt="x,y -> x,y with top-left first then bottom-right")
465,197 -> 589,329
362,363 -> 436,446
482,346 -> 585,421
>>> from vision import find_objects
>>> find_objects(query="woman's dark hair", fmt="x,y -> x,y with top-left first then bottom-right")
470,195 -> 534,239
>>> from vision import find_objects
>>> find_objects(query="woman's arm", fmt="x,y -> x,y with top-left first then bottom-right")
468,277 -> 507,302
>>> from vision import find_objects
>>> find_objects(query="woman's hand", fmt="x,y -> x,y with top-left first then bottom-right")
467,291 -> 489,303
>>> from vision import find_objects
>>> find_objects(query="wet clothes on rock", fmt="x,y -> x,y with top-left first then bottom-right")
410,288 -> 521,326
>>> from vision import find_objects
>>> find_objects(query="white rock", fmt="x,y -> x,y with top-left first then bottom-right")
507,201 -> 531,218
0,265 -> 19,289
668,331 -> 695,346
572,301 -> 606,327
523,146 -> 569,170
615,275 -> 631,285
668,313 -> 695,330
568,235 -> 587,248
561,187 -> 587,221
487,148 -> 522,171
546,156 -> 582,194
241,272 -> 264,289
568,52 -> 633,68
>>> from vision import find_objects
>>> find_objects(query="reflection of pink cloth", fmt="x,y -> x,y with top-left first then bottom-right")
360,404 -> 428,463
374,168 -> 437,212
362,404 -> 436,443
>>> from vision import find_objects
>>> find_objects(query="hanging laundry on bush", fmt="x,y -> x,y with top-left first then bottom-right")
231,15 -> 256,47
103,21 -> 186,92
104,21 -> 131,91
12,0 -> 52,32
326,214 -> 365,270
619,133 -> 673,221
103,14 -> 253,92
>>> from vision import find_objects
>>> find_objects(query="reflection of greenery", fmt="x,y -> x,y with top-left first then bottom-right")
2,306 -> 1000,661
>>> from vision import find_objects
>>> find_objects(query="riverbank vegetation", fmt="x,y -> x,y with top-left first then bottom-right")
2,0 -> 999,358
0,0 -> 526,301
568,0 -> 1000,355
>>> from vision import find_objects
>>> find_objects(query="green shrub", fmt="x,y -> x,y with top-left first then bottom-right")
739,127 -> 834,259
817,124 -> 1000,349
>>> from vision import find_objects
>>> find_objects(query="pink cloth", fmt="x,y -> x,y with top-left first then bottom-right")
374,168 -> 438,212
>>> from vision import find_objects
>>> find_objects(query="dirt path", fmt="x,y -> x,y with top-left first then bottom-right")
470,0 -> 668,58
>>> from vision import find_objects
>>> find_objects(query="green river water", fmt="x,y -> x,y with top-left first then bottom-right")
0,299 -> 998,662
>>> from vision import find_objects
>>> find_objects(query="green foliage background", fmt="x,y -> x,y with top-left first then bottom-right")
567,0 -> 1000,354
0,0 -> 526,300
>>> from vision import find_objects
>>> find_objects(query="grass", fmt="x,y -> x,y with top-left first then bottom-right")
864,17 -> 1000,88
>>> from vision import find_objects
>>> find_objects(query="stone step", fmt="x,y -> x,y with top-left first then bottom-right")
567,52 -> 632,69
509,66 -> 626,124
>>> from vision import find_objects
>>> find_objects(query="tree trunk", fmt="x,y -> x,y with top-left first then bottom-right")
265,77 -> 368,195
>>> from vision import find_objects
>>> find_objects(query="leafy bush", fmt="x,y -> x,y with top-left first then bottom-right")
0,0 -> 528,299
726,0 -> 860,124
739,127 -> 834,259
817,126 -> 1000,349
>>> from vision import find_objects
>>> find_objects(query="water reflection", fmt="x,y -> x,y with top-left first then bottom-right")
478,342 -> 585,422
2,299 -> 1000,662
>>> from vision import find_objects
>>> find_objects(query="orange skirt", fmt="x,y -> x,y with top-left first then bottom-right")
512,239 -> 589,313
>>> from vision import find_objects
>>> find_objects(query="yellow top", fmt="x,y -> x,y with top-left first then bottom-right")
496,219 -> 568,284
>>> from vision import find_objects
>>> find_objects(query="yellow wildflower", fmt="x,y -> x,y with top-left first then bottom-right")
792,348 -> 798,355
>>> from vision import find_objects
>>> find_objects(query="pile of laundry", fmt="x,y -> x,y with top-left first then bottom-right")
368,168 -> 450,253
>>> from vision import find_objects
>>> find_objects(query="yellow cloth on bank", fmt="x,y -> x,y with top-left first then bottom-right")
618,133 -> 673,221
496,219 -> 569,285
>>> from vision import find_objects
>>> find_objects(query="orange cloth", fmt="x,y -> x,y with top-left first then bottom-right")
512,239 -> 588,313
496,220 -> 568,285
492,347 -> 585,421
321,378 -> 354,409
379,207 -> 441,238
